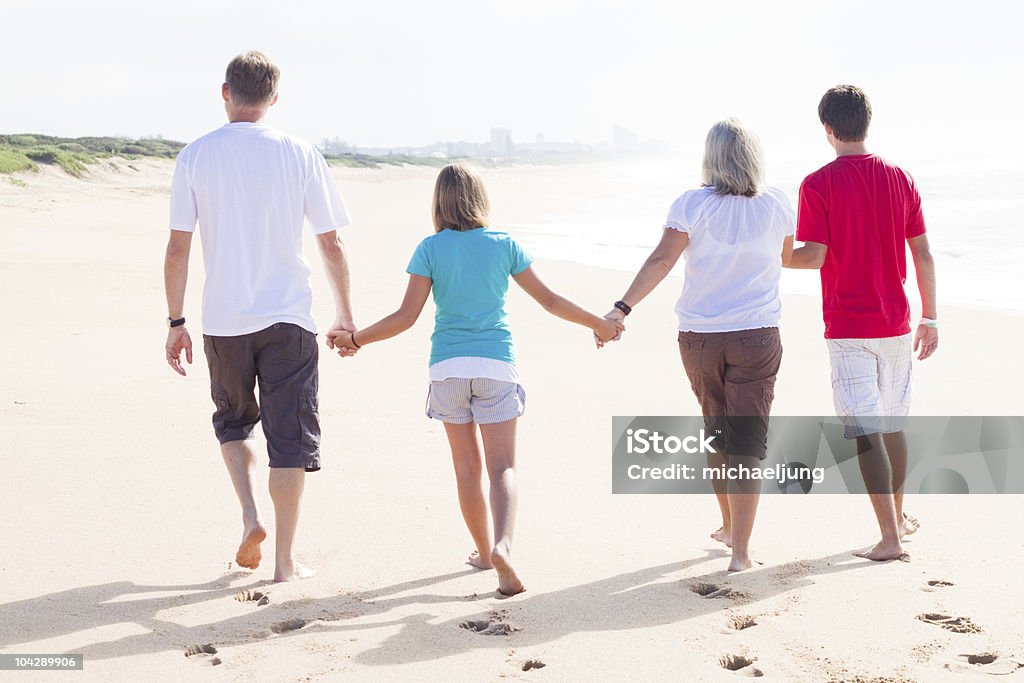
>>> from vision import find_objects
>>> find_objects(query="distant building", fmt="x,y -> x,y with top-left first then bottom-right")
612,125 -> 639,150
490,128 -> 514,156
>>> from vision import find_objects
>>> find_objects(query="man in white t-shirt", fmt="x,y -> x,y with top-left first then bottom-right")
163,51 -> 355,582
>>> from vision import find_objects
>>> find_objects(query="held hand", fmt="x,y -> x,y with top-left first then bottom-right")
593,315 -> 626,349
594,309 -> 627,348
325,317 -> 359,357
324,317 -> 356,349
326,329 -> 359,357
165,326 -> 193,376
913,324 -> 938,360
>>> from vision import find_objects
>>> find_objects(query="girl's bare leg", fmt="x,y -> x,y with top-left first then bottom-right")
444,422 -> 493,569
480,419 -> 525,595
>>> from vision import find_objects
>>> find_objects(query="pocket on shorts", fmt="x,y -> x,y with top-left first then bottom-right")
515,383 -> 527,418
678,334 -> 704,375
274,324 -> 309,363
204,335 -> 219,362
209,385 -> 235,441
211,385 -> 230,412
298,392 -> 320,449
740,330 -> 781,370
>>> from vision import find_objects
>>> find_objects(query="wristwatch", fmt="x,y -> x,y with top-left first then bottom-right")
167,316 -> 186,328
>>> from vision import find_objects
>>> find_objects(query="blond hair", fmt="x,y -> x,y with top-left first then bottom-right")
225,51 -> 280,108
701,118 -> 765,197
432,164 -> 490,232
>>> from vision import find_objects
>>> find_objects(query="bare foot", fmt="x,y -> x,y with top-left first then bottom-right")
900,512 -> 921,538
235,523 -> 267,570
710,526 -> 733,548
728,554 -> 755,572
274,560 -> 316,583
853,539 -> 906,561
490,544 -> 526,596
467,550 -> 493,570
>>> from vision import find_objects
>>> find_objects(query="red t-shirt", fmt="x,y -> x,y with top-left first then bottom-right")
796,154 -> 926,339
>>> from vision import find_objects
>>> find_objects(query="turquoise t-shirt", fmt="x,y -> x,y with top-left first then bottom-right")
406,227 -> 533,366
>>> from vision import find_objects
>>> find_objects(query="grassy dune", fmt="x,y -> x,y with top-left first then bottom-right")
0,134 -> 184,178
1,133 -> 539,180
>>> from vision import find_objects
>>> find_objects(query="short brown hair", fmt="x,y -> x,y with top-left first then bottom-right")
818,85 -> 872,142
432,164 -> 490,232
225,51 -> 280,107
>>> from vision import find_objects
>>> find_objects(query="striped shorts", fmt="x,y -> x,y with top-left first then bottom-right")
826,333 -> 912,438
426,377 -> 526,425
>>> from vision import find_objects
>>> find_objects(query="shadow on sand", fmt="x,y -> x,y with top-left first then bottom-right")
0,546 -> 894,664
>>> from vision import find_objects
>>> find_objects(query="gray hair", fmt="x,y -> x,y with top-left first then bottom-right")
701,118 -> 765,197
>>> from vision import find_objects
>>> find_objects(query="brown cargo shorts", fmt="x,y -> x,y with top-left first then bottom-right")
203,323 -> 321,471
678,327 -> 782,459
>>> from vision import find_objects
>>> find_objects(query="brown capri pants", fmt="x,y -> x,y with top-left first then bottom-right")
678,327 -> 782,459
204,323 -> 321,471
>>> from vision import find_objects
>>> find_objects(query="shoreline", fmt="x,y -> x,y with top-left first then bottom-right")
4,158 -> 1020,317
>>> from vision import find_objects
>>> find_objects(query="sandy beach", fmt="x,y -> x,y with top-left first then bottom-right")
1,160 -> 1022,681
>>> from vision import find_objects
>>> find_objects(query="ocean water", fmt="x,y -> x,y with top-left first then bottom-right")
510,156 -> 1024,313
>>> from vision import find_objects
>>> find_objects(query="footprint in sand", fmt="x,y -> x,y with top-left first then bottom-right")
234,589 -> 270,606
953,652 -> 1024,675
921,579 -> 954,592
460,610 -> 519,636
522,659 -> 546,671
183,643 -> 221,666
691,582 -> 736,599
718,654 -> 763,677
727,615 -> 758,631
270,618 -> 308,634
916,613 -> 983,634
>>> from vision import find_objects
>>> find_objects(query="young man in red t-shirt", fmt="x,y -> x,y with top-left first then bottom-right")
788,85 -> 939,561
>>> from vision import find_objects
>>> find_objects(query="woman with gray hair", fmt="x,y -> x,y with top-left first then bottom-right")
604,118 -> 795,572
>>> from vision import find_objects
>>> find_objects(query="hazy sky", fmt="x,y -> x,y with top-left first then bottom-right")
3,0 -> 1022,163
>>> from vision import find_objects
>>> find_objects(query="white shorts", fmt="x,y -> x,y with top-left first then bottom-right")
826,334 -> 912,439
426,377 -> 526,425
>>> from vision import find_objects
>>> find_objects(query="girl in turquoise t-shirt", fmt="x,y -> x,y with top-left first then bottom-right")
327,164 -> 622,596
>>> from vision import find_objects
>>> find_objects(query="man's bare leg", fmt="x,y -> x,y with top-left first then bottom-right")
727,454 -> 761,572
480,419 -> 525,596
883,431 -> 918,537
854,433 -> 904,560
444,422 -> 494,570
707,450 -> 732,547
269,467 -> 314,582
221,440 -> 268,569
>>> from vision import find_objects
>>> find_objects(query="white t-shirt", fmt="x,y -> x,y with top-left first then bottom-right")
665,186 -> 795,333
169,122 -> 351,336
429,357 -> 520,383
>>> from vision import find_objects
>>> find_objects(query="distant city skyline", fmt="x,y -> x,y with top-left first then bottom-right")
319,125 -> 671,159
3,1 -> 1022,167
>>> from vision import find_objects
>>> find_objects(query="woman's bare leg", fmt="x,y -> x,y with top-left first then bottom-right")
706,450 -> 732,546
727,454 -> 761,572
